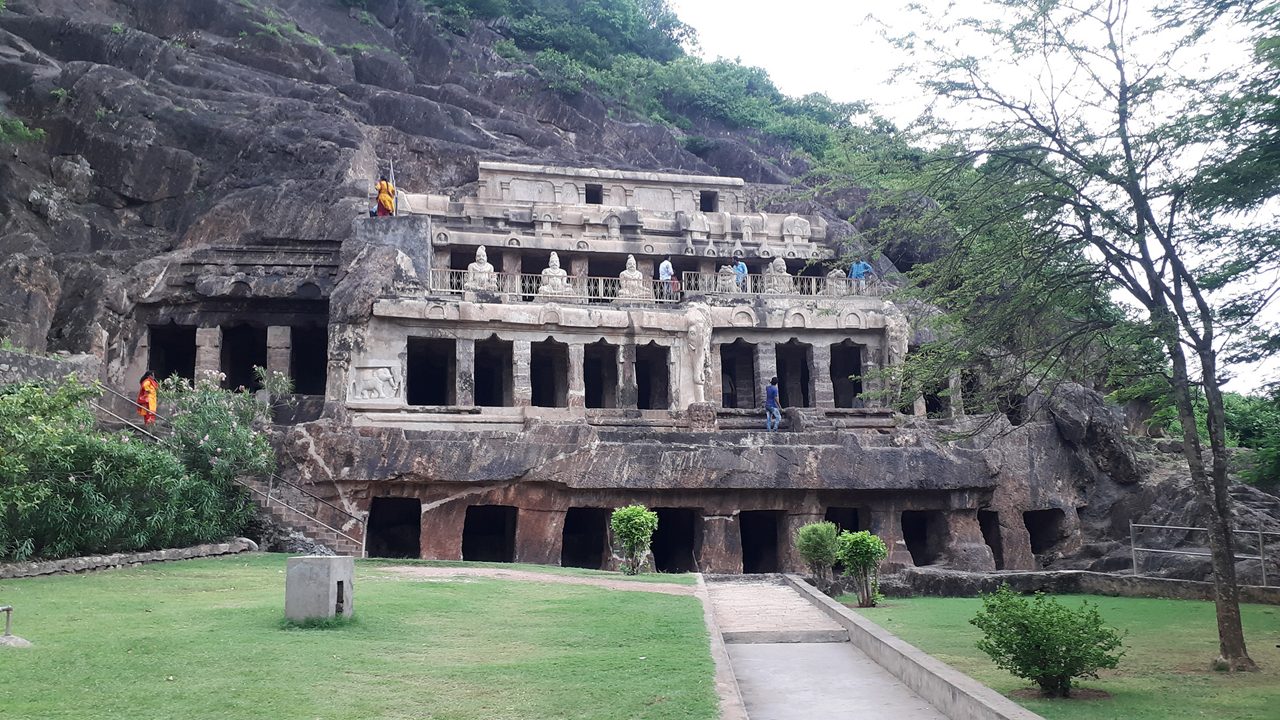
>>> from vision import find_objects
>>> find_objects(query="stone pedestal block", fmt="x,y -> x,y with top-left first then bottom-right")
285,555 -> 354,622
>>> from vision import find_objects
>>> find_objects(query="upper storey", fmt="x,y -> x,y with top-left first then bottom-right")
476,161 -> 749,213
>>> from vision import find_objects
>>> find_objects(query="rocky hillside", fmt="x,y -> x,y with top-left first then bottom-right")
0,0 -> 827,354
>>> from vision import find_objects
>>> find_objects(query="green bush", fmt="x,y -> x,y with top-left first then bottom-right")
836,530 -> 887,607
794,521 -> 840,581
0,114 -> 45,144
970,586 -> 1125,698
610,504 -> 658,575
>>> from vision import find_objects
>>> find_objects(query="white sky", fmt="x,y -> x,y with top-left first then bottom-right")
669,0 -> 1279,395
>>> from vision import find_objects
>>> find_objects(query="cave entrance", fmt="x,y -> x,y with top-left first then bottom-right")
699,190 -> 719,213
461,505 -> 517,563
220,324 -> 267,391
776,339 -> 812,408
561,507 -> 611,569
635,343 -> 670,410
830,341 -> 864,408
978,510 -> 1004,570
585,183 -> 604,205
719,339 -> 757,408
740,510 -> 783,574
901,510 -> 945,566
407,337 -> 456,406
290,325 -> 328,395
475,336 -> 513,407
1023,508 -> 1066,555
531,339 -> 569,408
584,340 -> 618,409
148,323 -> 196,381
824,506 -> 861,533
652,508 -> 700,573
366,497 -> 421,559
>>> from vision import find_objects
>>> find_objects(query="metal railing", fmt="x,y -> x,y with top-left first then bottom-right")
1130,521 -> 1278,586
95,384 -> 366,555
680,271 -> 887,297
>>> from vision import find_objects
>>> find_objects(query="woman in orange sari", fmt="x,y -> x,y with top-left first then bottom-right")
137,371 -> 158,426
375,175 -> 396,217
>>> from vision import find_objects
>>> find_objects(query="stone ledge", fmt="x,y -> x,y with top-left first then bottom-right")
0,538 -> 258,580
785,574 -> 1047,720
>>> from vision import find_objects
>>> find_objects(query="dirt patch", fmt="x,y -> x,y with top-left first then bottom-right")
375,565 -> 695,596
1010,687 -> 1113,701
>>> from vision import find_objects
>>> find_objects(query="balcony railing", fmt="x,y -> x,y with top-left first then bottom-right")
679,271 -> 886,297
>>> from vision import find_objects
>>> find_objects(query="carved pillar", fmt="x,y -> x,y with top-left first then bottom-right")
812,342 -> 834,409
754,342 -> 777,400
503,250 -> 522,295
939,509 -> 996,571
619,343 -> 638,408
707,342 -> 723,408
513,339 -> 532,407
514,507 -> 565,565
420,502 -> 465,561
949,370 -> 965,418
195,327 -> 222,378
667,344 -> 681,410
697,515 -> 742,574
266,326 -> 291,379
567,343 -> 585,410
456,337 -> 475,406
861,345 -> 883,408
867,505 -> 914,570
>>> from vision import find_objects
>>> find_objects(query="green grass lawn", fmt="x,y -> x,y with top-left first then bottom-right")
846,593 -> 1280,720
0,554 -> 717,720
360,556 -> 699,585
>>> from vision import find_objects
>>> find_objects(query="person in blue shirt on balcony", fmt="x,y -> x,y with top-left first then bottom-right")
764,376 -> 781,431
733,259 -> 748,292
848,259 -> 874,293
658,256 -> 675,299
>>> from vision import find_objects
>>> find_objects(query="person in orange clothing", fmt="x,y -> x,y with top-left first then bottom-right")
136,370 -> 158,426
375,175 -> 396,217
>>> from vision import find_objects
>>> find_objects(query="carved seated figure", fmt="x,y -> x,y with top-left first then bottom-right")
763,257 -> 794,294
616,254 -> 653,300
537,251 -> 575,297
463,245 -> 498,292
716,265 -> 739,293
825,267 -> 850,296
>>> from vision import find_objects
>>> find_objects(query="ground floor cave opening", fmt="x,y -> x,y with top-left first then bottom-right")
720,339 -> 757,409
584,341 -> 618,408
652,507 -> 700,573
776,340 -> 812,408
978,510 -> 1004,570
635,343 -> 670,410
290,325 -> 328,395
824,507 -> 861,533
407,337 -> 456,406
220,324 -> 267,392
531,339 -> 569,408
1023,508 -> 1066,555
561,507 -> 611,569
901,510 -> 945,566
830,341 -> 863,408
148,323 -> 196,381
366,497 -> 421,559
740,510 -> 783,574
462,505 -> 517,562
475,337 -> 514,407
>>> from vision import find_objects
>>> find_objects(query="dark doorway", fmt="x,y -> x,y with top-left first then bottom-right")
366,497 -> 421,559
978,510 -> 1004,569
923,385 -> 947,417
148,323 -> 196,381
290,325 -> 328,395
775,340 -> 812,408
720,340 -> 757,408
652,508 -> 700,573
585,183 -> 604,205
475,337 -> 513,407
830,341 -> 863,408
901,510 -> 945,566
462,505 -> 517,562
825,507 -> 861,533
561,507 -> 611,569
407,337 -> 456,406
1023,508 -> 1066,555
740,510 -> 783,573
584,341 -> 618,409
699,190 -> 719,213
531,339 -> 569,407
220,324 -> 267,391
635,343 -> 670,410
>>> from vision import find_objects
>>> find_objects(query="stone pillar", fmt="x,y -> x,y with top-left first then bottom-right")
567,343 -> 585,410
754,342 -> 777,397
861,346 -> 883,408
569,255 -> 588,277
513,339 -> 532,407
949,371 -> 965,418
812,342 -> 834,409
456,337 -> 475,406
698,258 -> 716,275
708,343 -> 723,408
635,257 -> 655,279
421,502 -> 466,561
514,507 -> 565,565
938,509 -> 996,571
195,327 -> 222,379
432,248 -> 450,280
503,249 -> 522,275
667,346 -> 681,410
619,343 -> 638,409
867,505 -> 914,570
266,326 -> 291,379
913,395 -> 927,417
697,515 -> 742,574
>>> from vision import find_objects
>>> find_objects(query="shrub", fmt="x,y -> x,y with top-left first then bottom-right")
0,114 -> 45,144
610,504 -> 658,575
836,530 -> 887,607
970,586 -> 1125,698
794,521 -> 840,581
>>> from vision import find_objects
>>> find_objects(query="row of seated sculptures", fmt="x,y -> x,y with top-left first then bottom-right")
464,247 -> 656,300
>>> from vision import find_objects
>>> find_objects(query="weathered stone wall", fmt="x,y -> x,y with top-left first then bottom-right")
0,538 -> 258,579
0,349 -> 99,386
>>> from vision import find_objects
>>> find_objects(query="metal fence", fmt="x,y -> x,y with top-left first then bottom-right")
1129,521 -> 1278,586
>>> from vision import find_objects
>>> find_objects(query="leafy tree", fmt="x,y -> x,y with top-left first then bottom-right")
794,521 -> 840,582
836,530 -> 887,608
610,504 -> 658,575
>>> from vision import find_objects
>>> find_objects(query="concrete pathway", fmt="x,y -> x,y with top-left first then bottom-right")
706,580 -> 949,720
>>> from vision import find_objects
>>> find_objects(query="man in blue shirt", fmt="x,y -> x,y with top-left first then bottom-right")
764,376 -> 781,431
848,259 -> 874,293
658,256 -> 675,299
733,259 -> 749,292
